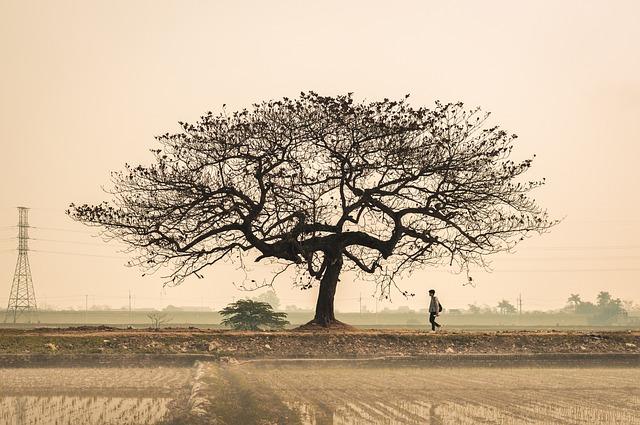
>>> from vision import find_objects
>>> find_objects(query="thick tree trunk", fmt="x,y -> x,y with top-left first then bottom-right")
312,254 -> 343,326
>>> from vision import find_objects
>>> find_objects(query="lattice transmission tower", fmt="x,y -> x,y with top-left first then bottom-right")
4,207 -> 38,323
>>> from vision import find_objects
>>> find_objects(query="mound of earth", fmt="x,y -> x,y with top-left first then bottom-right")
0,328 -> 638,363
293,320 -> 356,332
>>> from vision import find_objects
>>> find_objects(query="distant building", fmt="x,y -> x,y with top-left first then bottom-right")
163,305 -> 213,312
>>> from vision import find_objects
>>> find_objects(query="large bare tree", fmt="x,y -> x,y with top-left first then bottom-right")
69,93 -> 554,326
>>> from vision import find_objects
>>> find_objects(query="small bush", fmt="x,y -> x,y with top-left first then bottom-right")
220,299 -> 289,331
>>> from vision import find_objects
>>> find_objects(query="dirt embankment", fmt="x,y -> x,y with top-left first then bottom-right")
0,327 -> 638,361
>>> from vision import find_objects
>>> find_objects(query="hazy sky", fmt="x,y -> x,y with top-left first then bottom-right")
1,1 -> 639,313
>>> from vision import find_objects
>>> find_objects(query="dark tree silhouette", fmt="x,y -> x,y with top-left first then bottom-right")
146,312 -> 172,330
253,290 -> 281,310
574,292 -> 626,323
68,92 -> 554,327
595,291 -> 625,323
467,304 -> 482,315
220,299 -> 289,330
497,299 -> 517,314
596,291 -> 613,307
567,293 -> 582,312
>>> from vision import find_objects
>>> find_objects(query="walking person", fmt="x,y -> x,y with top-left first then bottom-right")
428,289 -> 442,332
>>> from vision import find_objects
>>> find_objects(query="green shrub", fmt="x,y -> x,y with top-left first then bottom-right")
220,299 -> 289,331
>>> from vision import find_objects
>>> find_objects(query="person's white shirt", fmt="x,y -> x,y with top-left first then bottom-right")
429,295 -> 439,313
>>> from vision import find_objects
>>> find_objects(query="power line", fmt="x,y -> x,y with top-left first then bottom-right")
518,245 -> 640,251
2,235 -> 126,247
1,225 -> 101,235
29,226 -> 99,234
13,238 -> 640,256
29,237 -> 123,247
29,249 -> 129,260
569,218 -> 640,223
484,267 -> 640,273
493,255 -> 640,261
7,246 -> 640,272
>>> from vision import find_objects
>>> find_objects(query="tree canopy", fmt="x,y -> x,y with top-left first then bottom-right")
572,291 -> 626,324
253,290 -> 281,310
567,293 -> 582,312
497,299 -> 517,314
69,92 -> 554,326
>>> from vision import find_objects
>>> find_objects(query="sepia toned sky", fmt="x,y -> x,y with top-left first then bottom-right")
1,0 -> 639,313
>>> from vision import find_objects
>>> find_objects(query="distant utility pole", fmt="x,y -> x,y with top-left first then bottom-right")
518,293 -> 523,315
4,207 -> 38,324
359,293 -> 362,314
85,294 -> 88,324
375,297 -> 378,326
128,290 -> 132,326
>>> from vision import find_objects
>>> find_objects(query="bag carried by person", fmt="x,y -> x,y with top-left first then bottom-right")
438,302 -> 443,313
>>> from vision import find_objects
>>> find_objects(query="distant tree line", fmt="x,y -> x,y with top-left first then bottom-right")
566,292 -> 627,324
27,289 -> 634,325
458,291 -> 631,324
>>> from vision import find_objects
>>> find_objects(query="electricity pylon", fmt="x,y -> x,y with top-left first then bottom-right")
4,207 -> 38,323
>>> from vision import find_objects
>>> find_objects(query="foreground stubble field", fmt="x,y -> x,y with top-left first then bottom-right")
0,366 -> 193,425
0,328 -> 639,424
0,362 -> 639,424
236,363 -> 640,424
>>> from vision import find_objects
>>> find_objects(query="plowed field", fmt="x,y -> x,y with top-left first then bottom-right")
2,361 -> 638,424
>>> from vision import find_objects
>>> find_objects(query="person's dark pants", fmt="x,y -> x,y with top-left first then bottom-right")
429,313 -> 441,331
